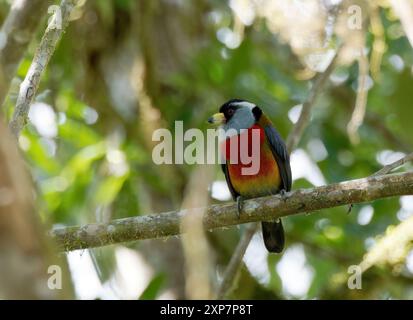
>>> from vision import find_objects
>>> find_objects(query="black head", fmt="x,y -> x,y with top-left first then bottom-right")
208,99 -> 262,131
219,99 -> 244,122
219,99 -> 262,122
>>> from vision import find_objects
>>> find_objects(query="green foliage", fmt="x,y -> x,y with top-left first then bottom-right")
1,0 -> 413,300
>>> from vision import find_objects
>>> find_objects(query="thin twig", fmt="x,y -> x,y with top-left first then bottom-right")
347,152 -> 413,213
331,87 -> 412,152
51,172 -> 413,251
286,48 -> 341,152
373,152 -> 413,176
9,0 -> 77,137
0,0 -> 53,107
347,43 -> 369,145
216,223 -> 258,299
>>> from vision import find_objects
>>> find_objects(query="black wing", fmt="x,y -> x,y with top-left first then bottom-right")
221,163 -> 239,200
264,125 -> 292,192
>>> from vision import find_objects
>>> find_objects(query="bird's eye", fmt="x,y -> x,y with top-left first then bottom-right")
227,109 -> 234,116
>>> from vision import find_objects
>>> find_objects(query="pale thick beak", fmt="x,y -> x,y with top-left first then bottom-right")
208,112 -> 226,125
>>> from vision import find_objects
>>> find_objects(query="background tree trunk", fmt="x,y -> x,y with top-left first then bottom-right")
0,116 -> 73,299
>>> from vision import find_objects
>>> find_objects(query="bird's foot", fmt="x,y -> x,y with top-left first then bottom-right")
236,196 -> 244,219
279,189 -> 288,201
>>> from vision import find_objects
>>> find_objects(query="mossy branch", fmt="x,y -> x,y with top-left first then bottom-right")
52,171 -> 413,252
9,0 -> 77,137
0,0 -> 53,107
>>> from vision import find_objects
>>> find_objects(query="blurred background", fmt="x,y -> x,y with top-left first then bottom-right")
1,0 -> 413,299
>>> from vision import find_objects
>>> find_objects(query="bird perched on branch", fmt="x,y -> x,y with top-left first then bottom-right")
208,99 -> 292,253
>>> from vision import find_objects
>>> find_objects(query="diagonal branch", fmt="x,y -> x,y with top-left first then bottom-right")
347,152 -> 413,213
0,0 -> 53,107
52,172 -> 413,252
373,152 -> 413,176
215,222 -> 258,299
286,48 -> 341,152
9,0 -> 77,137
347,44 -> 369,145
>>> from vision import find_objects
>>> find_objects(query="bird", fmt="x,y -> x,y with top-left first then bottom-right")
208,99 -> 292,253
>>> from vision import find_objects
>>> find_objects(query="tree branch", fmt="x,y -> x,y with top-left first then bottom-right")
373,152 -> 413,176
285,48 -> 341,152
0,0 -> 52,107
216,223 -> 258,299
9,0 -> 77,137
52,171 -> 413,252
347,44 -> 369,145
347,152 -> 413,213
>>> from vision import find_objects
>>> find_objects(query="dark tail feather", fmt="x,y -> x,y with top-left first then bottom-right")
261,220 -> 285,253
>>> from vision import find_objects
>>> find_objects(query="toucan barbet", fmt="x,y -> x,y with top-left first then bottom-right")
208,99 -> 292,253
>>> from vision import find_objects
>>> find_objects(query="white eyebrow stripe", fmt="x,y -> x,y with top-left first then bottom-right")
231,101 -> 256,110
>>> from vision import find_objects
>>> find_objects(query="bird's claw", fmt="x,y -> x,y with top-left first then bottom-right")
279,189 -> 287,201
236,196 -> 243,219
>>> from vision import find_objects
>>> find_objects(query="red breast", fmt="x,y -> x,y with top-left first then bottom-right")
220,124 -> 281,198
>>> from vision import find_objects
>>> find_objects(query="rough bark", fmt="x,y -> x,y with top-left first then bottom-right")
52,171 -> 413,252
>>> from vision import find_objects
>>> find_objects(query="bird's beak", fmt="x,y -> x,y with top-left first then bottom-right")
208,113 -> 226,125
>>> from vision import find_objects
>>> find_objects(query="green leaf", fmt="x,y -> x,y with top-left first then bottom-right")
139,273 -> 166,300
94,175 -> 128,206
